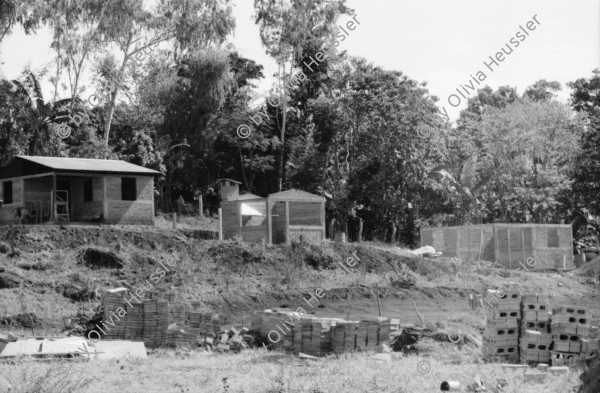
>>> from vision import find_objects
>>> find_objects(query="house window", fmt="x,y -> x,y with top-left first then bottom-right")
84,179 -> 93,202
2,181 -> 12,204
121,177 -> 137,201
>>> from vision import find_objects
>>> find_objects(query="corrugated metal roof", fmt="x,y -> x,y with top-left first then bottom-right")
268,189 -> 323,200
15,156 -> 161,175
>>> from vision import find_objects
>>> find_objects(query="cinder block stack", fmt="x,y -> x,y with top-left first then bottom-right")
520,330 -> 552,363
102,289 -> 128,339
378,318 -> 391,344
520,293 -> 551,363
356,320 -> 369,351
344,321 -> 357,352
366,318 -> 380,349
124,304 -> 144,341
482,287 -> 521,362
332,321 -> 346,354
551,305 -> 592,365
309,319 -> 334,356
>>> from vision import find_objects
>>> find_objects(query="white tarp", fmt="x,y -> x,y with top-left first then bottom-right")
0,337 -> 147,360
241,203 -> 263,216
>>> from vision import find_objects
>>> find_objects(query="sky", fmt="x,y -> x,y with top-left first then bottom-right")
1,0 -> 599,122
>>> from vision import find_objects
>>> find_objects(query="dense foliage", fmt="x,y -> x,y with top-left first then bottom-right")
0,1 -> 598,244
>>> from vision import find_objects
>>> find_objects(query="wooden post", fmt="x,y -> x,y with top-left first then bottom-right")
52,174 -> 57,223
358,218 -> 363,243
493,224 -> 499,265
102,176 -> 108,224
478,228 -> 483,261
198,192 -> 203,217
320,200 -> 325,241
172,212 -> 177,230
468,226 -> 471,261
285,201 -> 290,245
457,227 -> 461,259
521,228 -> 526,267
266,199 -> 272,245
218,207 -> 223,240
507,227 -> 512,269
376,287 -> 382,317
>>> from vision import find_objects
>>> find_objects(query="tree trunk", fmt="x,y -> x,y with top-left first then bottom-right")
329,218 -> 336,240
103,56 -> 129,146
391,222 -> 397,244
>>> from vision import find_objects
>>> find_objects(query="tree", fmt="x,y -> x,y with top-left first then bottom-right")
290,56 -> 448,242
524,79 -> 561,102
458,99 -> 585,223
93,0 -> 235,145
569,69 -> 600,215
253,0 -> 352,191
0,0 -> 40,43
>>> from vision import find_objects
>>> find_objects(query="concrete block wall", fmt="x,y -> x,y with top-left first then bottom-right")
0,178 -> 23,224
104,175 -> 154,225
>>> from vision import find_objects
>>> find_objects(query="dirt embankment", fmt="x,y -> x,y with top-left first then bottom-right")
0,225 -> 598,331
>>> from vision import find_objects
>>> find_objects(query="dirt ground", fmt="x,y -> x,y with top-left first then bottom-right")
0,224 -> 598,393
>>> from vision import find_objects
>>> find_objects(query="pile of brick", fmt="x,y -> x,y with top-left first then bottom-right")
520,293 -> 551,363
101,289 -> 217,348
251,309 -> 399,357
102,289 -> 169,347
481,287 -> 521,362
550,305 -> 596,364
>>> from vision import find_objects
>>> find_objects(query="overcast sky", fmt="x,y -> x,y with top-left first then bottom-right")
1,0 -> 598,121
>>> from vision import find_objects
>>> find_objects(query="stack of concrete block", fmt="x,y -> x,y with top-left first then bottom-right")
142,300 -> 169,347
482,287 -> 521,362
343,321 -> 358,352
550,305 -> 592,365
102,289 -> 128,339
521,330 -> 552,363
520,293 -> 551,363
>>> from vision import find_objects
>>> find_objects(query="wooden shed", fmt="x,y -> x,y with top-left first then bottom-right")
219,185 -> 325,245
420,223 -> 574,270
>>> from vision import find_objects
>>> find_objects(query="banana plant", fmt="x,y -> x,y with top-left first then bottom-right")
429,152 -> 490,221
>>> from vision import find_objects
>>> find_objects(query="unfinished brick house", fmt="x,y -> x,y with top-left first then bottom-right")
218,179 -> 326,245
420,223 -> 574,270
0,156 -> 160,225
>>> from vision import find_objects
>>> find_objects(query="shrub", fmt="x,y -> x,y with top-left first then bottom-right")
390,263 -> 418,288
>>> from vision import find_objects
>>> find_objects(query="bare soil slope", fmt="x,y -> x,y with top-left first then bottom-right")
0,225 -> 598,333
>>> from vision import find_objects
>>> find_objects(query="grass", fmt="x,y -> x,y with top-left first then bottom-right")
0,346 -> 585,393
